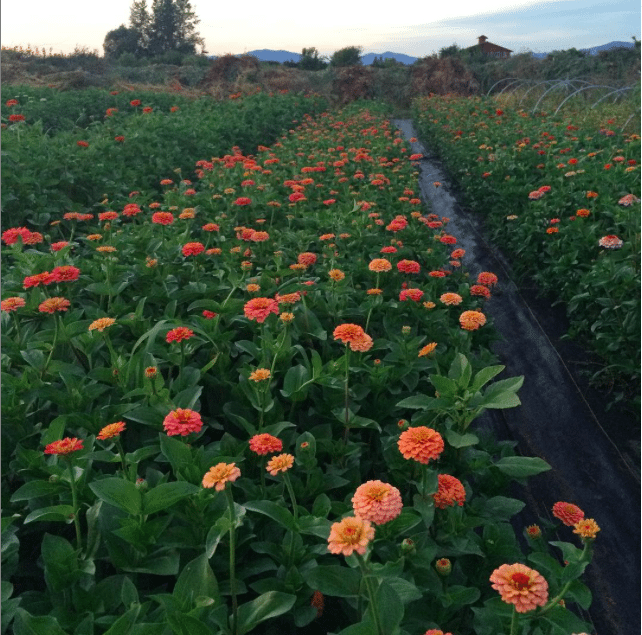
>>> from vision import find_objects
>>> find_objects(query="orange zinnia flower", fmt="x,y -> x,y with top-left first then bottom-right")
266,453 -> 294,475
424,630 -> 453,635
327,516 -> 375,556
489,563 -> 549,613
244,297 -> 279,323
398,426 -> 444,464
152,212 -> 174,225
351,480 -> 403,525
89,317 -> 116,332
44,437 -> 84,455
552,501 -> 584,526
399,288 -> 423,302
202,462 -> 241,491
249,433 -> 283,456
418,342 -> 437,357
333,323 -> 365,344
350,333 -> 373,352
1,297 -> 26,312
249,368 -> 271,382
573,518 -> 600,540
97,421 -> 126,440
433,474 -> 466,509
182,242 -> 205,257
459,310 -> 486,331
440,292 -> 463,306
38,297 -> 70,314
163,408 -> 203,436
329,269 -> 345,281
368,258 -> 392,272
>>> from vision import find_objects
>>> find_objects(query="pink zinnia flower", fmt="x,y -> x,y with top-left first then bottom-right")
489,563 -> 549,613
351,480 -> 403,525
552,501 -> 585,526
163,408 -> 203,436
327,516 -> 375,557
244,297 -> 279,323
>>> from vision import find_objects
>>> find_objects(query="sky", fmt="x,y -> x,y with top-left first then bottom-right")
1,0 -> 640,58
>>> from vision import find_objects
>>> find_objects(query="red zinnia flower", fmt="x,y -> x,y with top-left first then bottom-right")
244,297 -> 279,323
50,265 -> 80,283
433,474 -> 466,509
152,212 -> 174,225
399,288 -> 424,302
45,437 -> 84,455
552,501 -> 584,526
249,433 -> 283,456
234,197 -> 252,206
182,242 -> 205,256
1,297 -> 26,312
397,259 -> 420,274
166,326 -> 194,343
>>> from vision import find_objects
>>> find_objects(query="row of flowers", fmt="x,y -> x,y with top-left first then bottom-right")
2,100 -> 597,634
411,94 -> 641,414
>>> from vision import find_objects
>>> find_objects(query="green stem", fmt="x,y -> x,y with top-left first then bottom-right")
282,472 -> 298,566
42,314 -> 61,377
65,458 -> 83,553
355,553 -> 384,635
509,606 -> 519,635
225,488 -> 239,635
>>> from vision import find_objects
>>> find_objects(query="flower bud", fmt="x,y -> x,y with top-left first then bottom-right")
48,474 -> 60,483
397,419 -> 409,431
435,558 -> 452,576
526,524 -> 542,540
402,326 -> 411,335
401,538 -> 415,555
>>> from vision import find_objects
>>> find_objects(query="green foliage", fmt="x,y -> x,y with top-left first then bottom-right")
330,46 -> 363,67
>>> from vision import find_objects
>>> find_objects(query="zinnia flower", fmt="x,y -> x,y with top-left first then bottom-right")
2,227 -> 33,244
398,426 -> 444,464
182,242 -> 205,257
552,501 -> 584,526
433,474 -> 466,509
397,259 -> 420,274
1,297 -> 26,312
44,437 -> 84,455
89,317 -> 116,332
333,323 -> 365,344
459,310 -> 486,331
351,480 -> 403,525
38,297 -> 70,314
249,433 -> 283,456
350,333 -> 373,352
166,326 -> 194,343
399,288 -> 424,302
470,284 -> 491,298
440,292 -> 463,305
97,421 -> 126,440
489,563 -> 549,613
598,235 -> 623,249
329,269 -> 345,281
163,408 -> 203,436
477,271 -> 498,286
424,630 -> 453,635
266,453 -> 294,475
369,258 -> 392,272
244,297 -> 279,323
152,212 -> 174,225
202,462 -> 241,490
327,516 -> 375,556
249,368 -> 271,382
297,252 -> 317,266
418,342 -> 437,357
573,518 -> 600,540
276,292 -> 301,305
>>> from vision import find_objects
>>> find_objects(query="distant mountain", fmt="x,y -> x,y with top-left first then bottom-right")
532,40 -> 635,58
361,51 -> 418,65
245,49 -> 301,63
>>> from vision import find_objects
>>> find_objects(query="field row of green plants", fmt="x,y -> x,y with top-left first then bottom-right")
411,94 -> 641,414
2,97 -> 600,635
1,86 -> 329,228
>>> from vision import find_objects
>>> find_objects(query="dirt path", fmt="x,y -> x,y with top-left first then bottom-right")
394,119 -> 640,635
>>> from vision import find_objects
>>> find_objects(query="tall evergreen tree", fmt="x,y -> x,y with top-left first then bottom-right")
146,0 -> 203,56
129,0 -> 150,54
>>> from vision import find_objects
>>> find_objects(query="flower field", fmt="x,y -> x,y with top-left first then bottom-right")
412,94 -> 641,413
2,91 -> 605,635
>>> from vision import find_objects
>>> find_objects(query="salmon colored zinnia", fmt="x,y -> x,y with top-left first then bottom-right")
1,297 -> 26,312
97,421 -> 126,440
38,297 -> 71,314
266,453 -> 294,475
552,502 -> 585,526
459,310 -> 486,331
89,317 -> 116,332
202,462 -> 241,491
244,297 -> 279,323
440,292 -> 463,306
249,433 -> 283,456
333,323 -> 366,344
398,426 -> 444,464
163,408 -> 203,436
327,516 -> 375,556
368,258 -> 392,272
489,563 -> 549,613
249,368 -> 271,382
351,480 -> 403,525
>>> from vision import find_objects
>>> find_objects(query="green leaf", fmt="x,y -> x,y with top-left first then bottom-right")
40,417 -> 66,446
480,376 -> 523,409
302,565 -> 362,597
373,580 -> 404,634
280,364 -> 311,400
428,373 -> 459,396
395,394 -> 437,409
297,516 -> 332,539
444,429 -> 479,448
449,353 -> 472,388
41,533 -> 78,592
243,500 -> 296,531
20,349 -> 45,370
236,591 -> 296,635
159,434 -> 193,475
143,482 -> 199,515
470,365 -> 505,392
102,602 -> 142,635
494,456 -> 551,478
479,496 -> 525,520
89,477 -> 143,516
10,480 -> 67,502
385,576 -> 423,604
565,579 -> 592,610
413,493 -> 435,528
23,505 -> 75,524
13,609 -> 69,635
166,614 -> 215,635
443,585 -> 481,608
173,553 -> 219,608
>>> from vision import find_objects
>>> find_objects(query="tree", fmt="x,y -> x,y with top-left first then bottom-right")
330,46 -> 362,67
147,0 -> 204,56
299,47 -> 328,71
103,25 -> 140,59
129,0 -> 150,54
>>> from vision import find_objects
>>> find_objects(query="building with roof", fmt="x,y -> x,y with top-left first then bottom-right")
477,35 -> 513,58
